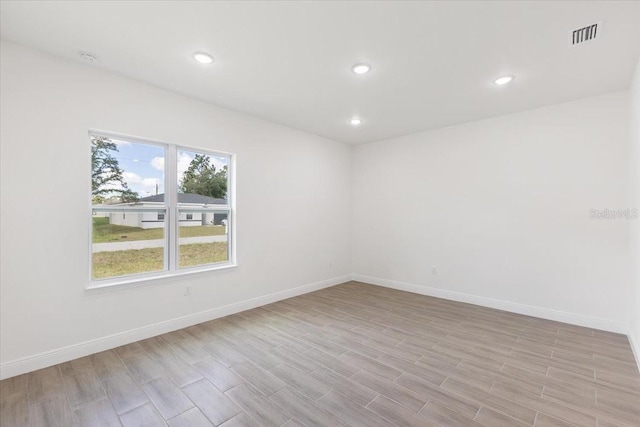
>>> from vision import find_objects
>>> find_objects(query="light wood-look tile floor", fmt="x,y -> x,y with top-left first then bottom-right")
1,281 -> 639,426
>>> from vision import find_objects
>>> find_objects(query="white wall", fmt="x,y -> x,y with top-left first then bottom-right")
0,41 -> 351,377
352,92 -> 634,332
630,58 -> 640,364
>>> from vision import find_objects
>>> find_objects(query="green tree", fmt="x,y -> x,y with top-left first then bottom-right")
180,154 -> 227,199
91,136 -> 139,203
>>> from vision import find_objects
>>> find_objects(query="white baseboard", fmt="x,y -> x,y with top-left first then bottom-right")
0,275 -> 349,380
4,274 -> 638,379
352,273 -> 640,372
351,274 -> 629,334
350,274 -> 640,372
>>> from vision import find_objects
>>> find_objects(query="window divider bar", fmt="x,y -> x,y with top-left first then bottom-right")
91,207 -> 167,213
176,207 -> 230,212
167,144 -> 178,272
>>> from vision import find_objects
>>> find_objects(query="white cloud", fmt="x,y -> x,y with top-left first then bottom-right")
177,152 -> 193,178
151,156 -> 164,171
123,171 -> 161,196
152,153 -> 194,181
122,171 -> 142,183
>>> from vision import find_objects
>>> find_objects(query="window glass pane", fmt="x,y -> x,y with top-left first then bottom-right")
178,209 -> 229,268
91,135 -> 166,280
91,209 -> 166,279
177,149 -> 229,203
176,149 -> 230,269
91,135 -> 165,203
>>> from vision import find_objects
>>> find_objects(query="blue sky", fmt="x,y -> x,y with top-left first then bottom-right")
108,138 -> 228,198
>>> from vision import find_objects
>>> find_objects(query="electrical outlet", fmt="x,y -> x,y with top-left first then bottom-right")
184,286 -> 192,296
432,266 -> 437,275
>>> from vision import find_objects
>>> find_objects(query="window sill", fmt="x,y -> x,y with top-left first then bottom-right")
86,263 -> 238,293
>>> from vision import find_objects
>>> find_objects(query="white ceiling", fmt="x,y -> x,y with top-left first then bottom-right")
2,1 -> 640,144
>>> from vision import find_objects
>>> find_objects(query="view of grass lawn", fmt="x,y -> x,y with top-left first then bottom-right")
93,246 -> 164,279
92,242 -> 228,279
178,242 -> 228,268
92,217 -> 225,243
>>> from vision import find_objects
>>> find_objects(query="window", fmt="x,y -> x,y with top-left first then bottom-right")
90,132 -> 233,285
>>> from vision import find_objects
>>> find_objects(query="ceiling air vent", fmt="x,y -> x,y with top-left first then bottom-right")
569,21 -> 602,46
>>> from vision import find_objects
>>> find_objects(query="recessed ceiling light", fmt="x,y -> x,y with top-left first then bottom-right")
494,75 -> 515,85
350,118 -> 362,126
79,51 -> 97,63
352,64 -> 371,74
193,52 -> 214,64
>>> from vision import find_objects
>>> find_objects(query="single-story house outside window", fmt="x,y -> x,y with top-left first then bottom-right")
108,193 -> 227,229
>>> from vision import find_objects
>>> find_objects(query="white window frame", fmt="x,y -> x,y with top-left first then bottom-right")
88,130 -> 236,290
